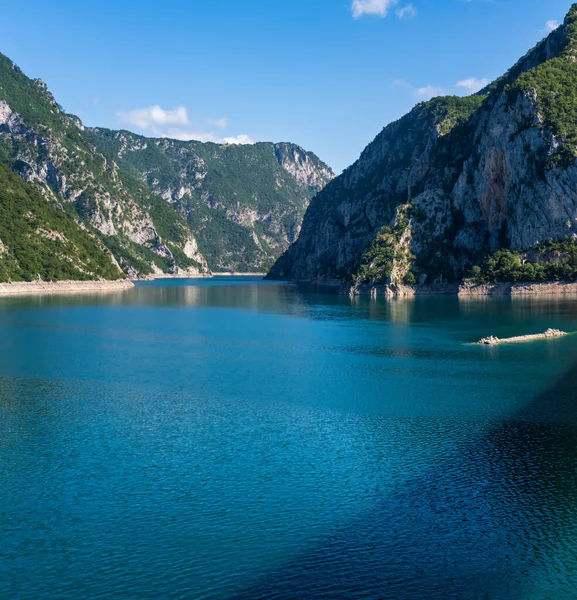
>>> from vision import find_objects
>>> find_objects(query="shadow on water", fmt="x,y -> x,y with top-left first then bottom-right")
227,360 -> 577,600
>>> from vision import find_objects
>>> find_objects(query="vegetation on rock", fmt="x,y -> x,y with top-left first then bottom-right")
0,163 -> 123,282
354,205 -> 416,285
510,5 -> 577,167
0,51 -> 333,280
269,4 -> 577,289
89,129 -> 333,272
466,238 -> 577,284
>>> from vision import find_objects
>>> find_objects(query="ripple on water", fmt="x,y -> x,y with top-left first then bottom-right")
2,283 -> 577,599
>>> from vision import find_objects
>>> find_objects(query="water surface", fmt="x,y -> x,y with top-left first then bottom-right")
2,277 -> 577,599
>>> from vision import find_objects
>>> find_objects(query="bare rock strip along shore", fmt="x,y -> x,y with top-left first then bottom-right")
0,280 -> 134,296
346,281 -> 577,298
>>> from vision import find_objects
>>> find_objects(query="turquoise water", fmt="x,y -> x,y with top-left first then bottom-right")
2,277 -> 577,599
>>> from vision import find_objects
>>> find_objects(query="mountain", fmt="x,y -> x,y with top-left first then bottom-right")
269,5 -> 577,291
87,130 -> 333,272
0,162 -> 123,282
0,52 -> 333,281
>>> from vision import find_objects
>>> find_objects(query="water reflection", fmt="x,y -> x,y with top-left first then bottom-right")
3,279 -> 577,330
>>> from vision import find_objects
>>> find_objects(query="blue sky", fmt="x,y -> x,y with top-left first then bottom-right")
2,0 -> 575,172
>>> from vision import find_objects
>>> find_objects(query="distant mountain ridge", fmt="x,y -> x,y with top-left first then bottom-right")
0,52 -> 334,280
88,129 -> 333,272
269,4 -> 577,291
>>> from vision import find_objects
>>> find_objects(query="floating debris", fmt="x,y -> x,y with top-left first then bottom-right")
477,328 -> 568,345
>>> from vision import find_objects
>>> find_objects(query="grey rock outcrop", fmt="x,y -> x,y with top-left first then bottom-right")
0,52 -> 333,277
269,5 -> 577,289
88,128 -> 334,272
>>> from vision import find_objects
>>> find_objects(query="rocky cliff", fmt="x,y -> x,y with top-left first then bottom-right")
269,5 -> 577,290
87,130 -> 333,272
0,52 -> 333,280
0,162 -> 124,282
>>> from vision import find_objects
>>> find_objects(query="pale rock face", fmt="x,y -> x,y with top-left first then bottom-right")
0,52 -> 334,276
452,90 -> 577,255
182,235 -> 209,272
410,190 -> 453,256
0,101 -> 22,130
0,100 -> 205,276
158,185 -> 195,203
269,24 -> 577,286
36,228 -> 67,243
274,143 -> 334,190
88,208 -> 117,236
91,132 -> 335,271
116,133 -> 148,158
127,219 -> 158,246
251,231 -> 261,249
231,207 -> 260,228
176,186 -> 192,201
149,262 -> 165,276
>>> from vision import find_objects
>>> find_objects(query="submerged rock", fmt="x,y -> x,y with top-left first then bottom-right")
477,329 -> 567,345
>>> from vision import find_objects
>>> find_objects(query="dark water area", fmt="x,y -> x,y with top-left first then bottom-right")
2,277 -> 577,599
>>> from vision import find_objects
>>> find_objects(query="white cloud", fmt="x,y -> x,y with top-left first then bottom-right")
116,104 -> 252,145
543,20 -> 559,33
117,105 -> 188,130
207,117 -> 229,129
223,134 -> 252,145
351,0 -> 398,19
351,0 -> 417,20
394,76 -> 490,102
396,4 -> 417,19
162,130 -> 219,142
391,78 -> 412,88
415,85 -> 444,100
456,77 -> 490,94
158,129 -> 253,145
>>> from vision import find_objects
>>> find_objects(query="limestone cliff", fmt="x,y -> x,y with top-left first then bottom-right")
87,130 -> 334,272
0,53 -> 333,278
269,5 -> 577,289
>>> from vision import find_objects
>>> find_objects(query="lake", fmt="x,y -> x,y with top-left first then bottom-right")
2,277 -> 577,599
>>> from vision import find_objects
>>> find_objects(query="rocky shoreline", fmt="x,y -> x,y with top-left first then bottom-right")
212,272 -> 266,277
459,282 -> 577,296
346,281 -> 577,297
137,273 -> 212,281
0,279 -> 134,296
138,272 -> 265,281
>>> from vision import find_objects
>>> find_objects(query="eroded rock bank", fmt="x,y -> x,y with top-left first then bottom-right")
345,281 -> 577,297
0,280 -> 134,296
